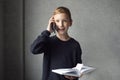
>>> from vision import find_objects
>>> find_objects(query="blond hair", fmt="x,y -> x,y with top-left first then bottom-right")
53,6 -> 72,21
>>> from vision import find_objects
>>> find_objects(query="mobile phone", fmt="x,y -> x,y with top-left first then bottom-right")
51,22 -> 58,32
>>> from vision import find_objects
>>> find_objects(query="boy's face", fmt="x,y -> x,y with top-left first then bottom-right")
54,13 -> 72,35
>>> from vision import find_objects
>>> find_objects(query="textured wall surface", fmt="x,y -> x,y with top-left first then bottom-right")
25,0 -> 120,80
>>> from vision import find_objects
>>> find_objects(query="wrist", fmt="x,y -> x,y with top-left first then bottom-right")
41,30 -> 51,36
46,28 -> 52,33
47,27 -> 53,33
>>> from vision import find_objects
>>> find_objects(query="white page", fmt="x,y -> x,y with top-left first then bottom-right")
52,63 -> 95,77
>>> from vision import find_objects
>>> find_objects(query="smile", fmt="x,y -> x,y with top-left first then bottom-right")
58,28 -> 65,31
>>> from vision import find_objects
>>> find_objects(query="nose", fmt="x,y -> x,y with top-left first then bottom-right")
59,21 -> 63,27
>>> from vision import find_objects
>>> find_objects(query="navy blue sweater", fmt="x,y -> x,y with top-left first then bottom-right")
31,30 -> 82,80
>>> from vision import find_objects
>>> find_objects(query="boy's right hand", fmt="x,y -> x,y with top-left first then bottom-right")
47,16 -> 55,33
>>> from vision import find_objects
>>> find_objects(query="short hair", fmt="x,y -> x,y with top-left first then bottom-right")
53,6 -> 72,21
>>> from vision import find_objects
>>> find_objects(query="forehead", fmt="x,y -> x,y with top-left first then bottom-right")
54,13 -> 69,20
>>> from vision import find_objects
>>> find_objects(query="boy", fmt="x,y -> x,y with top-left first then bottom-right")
31,6 -> 82,80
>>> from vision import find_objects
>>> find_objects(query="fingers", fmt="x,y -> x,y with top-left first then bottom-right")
49,16 -> 55,23
64,75 -> 77,80
47,16 -> 55,33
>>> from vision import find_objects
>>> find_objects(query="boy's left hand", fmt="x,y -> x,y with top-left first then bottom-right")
64,75 -> 77,80
64,74 -> 83,80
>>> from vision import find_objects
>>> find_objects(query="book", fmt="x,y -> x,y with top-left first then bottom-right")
52,63 -> 95,77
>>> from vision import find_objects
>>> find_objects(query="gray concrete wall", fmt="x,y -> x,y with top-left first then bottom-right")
0,0 -> 3,80
4,0 -> 24,80
25,0 -> 120,80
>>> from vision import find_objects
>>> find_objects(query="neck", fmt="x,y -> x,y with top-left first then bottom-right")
56,33 -> 70,41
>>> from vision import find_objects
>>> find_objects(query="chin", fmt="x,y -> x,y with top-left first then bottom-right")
57,30 -> 67,34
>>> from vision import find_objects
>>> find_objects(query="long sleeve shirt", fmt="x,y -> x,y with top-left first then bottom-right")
31,30 -> 82,80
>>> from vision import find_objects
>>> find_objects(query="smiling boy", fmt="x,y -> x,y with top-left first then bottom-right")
31,6 -> 82,80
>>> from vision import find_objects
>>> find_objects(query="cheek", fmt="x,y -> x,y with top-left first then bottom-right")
66,23 -> 71,27
55,23 -> 59,26
64,25 -> 70,29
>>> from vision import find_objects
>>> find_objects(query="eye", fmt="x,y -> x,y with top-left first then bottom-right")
63,19 -> 69,22
56,20 -> 59,22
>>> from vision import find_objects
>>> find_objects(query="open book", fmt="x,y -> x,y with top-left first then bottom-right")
52,63 -> 95,77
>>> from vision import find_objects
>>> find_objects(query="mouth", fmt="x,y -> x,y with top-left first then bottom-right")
58,28 -> 65,31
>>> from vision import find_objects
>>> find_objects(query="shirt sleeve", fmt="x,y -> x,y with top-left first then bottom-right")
76,43 -> 82,64
30,30 -> 51,54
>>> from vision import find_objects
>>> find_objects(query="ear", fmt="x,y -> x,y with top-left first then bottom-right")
69,19 -> 73,27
